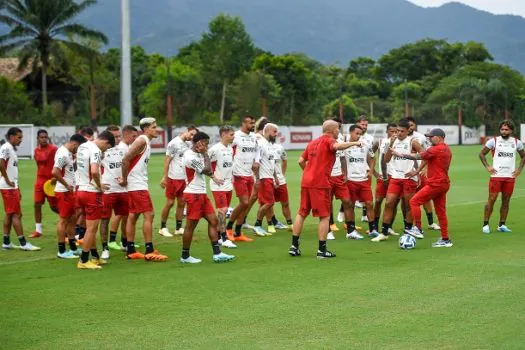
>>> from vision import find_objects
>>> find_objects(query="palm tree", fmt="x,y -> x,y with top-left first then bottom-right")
0,0 -> 108,109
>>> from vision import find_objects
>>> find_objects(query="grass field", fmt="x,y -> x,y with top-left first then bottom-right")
2,145 -> 525,349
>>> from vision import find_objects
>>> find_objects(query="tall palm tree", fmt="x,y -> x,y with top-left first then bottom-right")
0,0 -> 108,109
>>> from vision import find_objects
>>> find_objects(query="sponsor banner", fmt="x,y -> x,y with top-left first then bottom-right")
462,125 -> 486,145
39,126 -> 76,148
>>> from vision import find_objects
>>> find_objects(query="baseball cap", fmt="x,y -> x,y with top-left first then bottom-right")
425,128 -> 446,138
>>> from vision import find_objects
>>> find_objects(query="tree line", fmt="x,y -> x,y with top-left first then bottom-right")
1,0 -> 524,132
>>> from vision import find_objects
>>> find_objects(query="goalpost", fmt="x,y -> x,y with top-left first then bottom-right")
0,124 -> 35,159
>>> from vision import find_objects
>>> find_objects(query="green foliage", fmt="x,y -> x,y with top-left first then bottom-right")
323,95 -> 358,122
0,77 -> 38,123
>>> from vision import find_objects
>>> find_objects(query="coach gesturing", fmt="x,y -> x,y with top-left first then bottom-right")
289,120 -> 361,259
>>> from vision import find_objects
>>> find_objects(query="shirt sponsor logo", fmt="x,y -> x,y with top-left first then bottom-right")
241,147 -> 257,152
498,151 -> 514,158
109,162 -> 122,169
348,157 -> 365,163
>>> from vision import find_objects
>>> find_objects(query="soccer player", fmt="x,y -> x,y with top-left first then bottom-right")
32,129 -> 58,238
392,128 -> 453,247
107,125 -> 138,252
253,123 -> 279,236
406,116 -> 440,231
159,125 -> 198,237
74,127 -> 94,242
373,123 -> 399,236
328,118 -> 359,240
344,125 -> 379,238
75,131 -> 115,269
289,120 -> 361,259
270,139 -> 293,230
120,117 -> 168,262
479,120 -> 525,233
372,119 -> 424,242
98,125 -> 126,260
225,116 -> 257,242
52,134 -> 86,258
180,132 -> 235,264
1,127 -> 40,251
208,125 -> 237,249
79,127 -> 95,141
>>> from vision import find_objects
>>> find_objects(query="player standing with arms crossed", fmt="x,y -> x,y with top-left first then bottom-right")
289,120 -> 361,258
32,129 -> 58,238
479,120 -> 525,233
159,125 -> 198,237
1,128 -> 40,251
208,126 -> 237,249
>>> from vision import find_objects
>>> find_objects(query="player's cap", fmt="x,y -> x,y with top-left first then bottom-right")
425,128 -> 446,138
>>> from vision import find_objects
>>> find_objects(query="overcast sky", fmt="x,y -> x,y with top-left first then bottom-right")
408,0 -> 525,17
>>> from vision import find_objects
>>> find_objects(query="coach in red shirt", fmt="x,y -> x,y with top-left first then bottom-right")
393,128 -> 453,248
289,120 -> 361,259
33,129 -> 58,237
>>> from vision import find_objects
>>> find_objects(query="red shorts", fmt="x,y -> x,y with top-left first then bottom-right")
102,192 -> 130,219
55,191 -> 76,218
233,176 -> 254,198
183,193 -> 215,221
387,178 -> 418,197
258,178 -> 276,205
76,191 -> 103,220
299,187 -> 331,218
34,177 -> 58,208
274,184 -> 289,203
489,177 -> 515,195
375,177 -> 391,198
329,175 -> 350,200
347,180 -> 373,203
1,189 -> 21,215
212,191 -> 232,209
165,178 -> 186,199
128,190 -> 153,214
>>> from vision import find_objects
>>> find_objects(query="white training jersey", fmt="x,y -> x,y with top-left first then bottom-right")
257,137 -> 276,180
101,142 -> 128,194
166,136 -> 189,180
331,133 -> 345,177
345,144 -> 373,182
54,146 -> 75,193
183,149 -> 207,194
0,142 -> 18,189
389,137 -> 417,181
412,131 -> 429,150
118,141 -> 129,153
127,135 -> 151,191
360,133 -> 375,148
232,130 -> 257,177
208,142 -> 233,192
486,136 -> 524,178
273,143 -> 287,185
76,141 -> 103,192
377,138 -> 393,178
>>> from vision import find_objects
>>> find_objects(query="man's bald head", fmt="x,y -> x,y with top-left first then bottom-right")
323,120 -> 340,139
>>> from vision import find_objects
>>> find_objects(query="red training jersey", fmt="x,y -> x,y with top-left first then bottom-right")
34,144 -> 58,179
420,143 -> 452,184
301,135 -> 337,189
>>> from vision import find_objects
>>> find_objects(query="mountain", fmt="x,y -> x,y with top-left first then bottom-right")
10,0 -> 525,72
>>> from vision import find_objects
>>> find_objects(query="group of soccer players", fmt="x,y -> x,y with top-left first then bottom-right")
1,115 -> 523,264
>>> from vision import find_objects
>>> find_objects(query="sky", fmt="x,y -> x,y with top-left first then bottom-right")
408,0 -> 525,18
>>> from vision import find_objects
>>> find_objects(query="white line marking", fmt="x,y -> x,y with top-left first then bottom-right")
0,255 -> 55,266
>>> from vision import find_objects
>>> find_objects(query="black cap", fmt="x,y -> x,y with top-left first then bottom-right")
425,128 -> 446,138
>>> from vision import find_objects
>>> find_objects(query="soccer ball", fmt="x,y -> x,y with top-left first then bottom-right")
226,207 -> 234,218
399,234 -> 416,250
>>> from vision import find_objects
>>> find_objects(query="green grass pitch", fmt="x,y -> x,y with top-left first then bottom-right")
2,145 -> 525,349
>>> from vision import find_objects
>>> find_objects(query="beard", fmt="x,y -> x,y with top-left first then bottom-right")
269,136 -> 276,143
